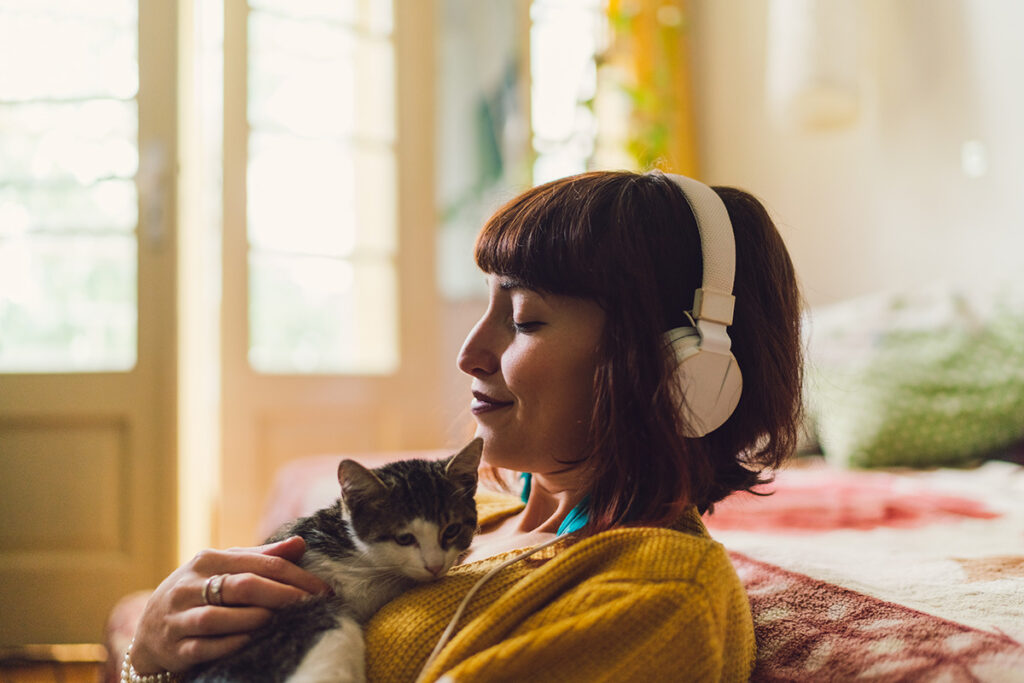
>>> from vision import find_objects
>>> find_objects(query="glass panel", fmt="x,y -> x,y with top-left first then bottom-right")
0,180 -> 136,235
0,1 -> 137,102
247,132 -> 356,257
0,1 -> 138,373
247,0 -> 392,34
0,100 -> 137,185
248,252 -> 396,374
247,1 -> 397,374
530,0 -> 605,184
363,0 -> 393,35
248,50 -> 356,139
0,235 -> 137,372
248,0 -> 356,23
248,12 -> 357,138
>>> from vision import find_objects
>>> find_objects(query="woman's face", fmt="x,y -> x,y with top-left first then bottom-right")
457,275 -> 606,478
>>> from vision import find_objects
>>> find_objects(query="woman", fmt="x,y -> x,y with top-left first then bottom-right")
128,170 -> 802,681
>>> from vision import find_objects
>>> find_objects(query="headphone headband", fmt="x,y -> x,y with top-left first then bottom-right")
661,173 -> 737,327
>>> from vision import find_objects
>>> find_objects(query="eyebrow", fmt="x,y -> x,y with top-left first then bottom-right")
497,276 -> 526,291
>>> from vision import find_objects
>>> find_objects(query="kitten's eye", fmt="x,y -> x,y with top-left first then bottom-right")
393,533 -> 416,546
442,523 -> 462,540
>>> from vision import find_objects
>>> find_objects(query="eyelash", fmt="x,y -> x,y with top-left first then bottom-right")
512,321 -> 543,333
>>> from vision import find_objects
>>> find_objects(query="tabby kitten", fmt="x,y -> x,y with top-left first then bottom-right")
186,438 -> 482,683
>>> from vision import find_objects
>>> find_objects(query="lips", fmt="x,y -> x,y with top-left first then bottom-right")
471,390 -> 513,415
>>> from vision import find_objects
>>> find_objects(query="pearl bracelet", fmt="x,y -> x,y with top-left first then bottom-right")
121,642 -> 181,683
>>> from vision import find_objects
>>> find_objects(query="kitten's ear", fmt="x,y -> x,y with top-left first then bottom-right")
338,459 -> 386,501
445,438 -> 483,490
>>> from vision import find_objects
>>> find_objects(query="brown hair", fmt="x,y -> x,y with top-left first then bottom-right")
474,171 -> 803,529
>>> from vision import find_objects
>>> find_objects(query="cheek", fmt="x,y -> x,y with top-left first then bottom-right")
536,352 -> 599,422
363,541 -> 404,568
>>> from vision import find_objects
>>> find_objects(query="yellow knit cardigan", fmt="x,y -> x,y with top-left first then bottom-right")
364,491 -> 755,682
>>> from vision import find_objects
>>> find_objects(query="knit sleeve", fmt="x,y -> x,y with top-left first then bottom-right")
426,577 -> 750,683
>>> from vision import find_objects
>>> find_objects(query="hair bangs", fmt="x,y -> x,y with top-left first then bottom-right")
473,176 -> 608,299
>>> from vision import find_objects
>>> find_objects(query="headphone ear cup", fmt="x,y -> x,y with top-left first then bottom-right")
666,327 -> 743,438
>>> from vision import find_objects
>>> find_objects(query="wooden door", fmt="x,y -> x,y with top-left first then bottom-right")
0,2 -> 178,645
216,0 -> 446,547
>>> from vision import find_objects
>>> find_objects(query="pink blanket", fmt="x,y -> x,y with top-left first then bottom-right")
706,460 -> 1024,680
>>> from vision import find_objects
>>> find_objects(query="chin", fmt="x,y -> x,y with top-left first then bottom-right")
479,441 -> 518,471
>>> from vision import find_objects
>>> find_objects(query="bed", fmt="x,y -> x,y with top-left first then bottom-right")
707,455 -> 1024,680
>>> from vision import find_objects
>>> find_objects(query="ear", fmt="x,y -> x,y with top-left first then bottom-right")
445,437 -> 483,491
338,459 -> 386,502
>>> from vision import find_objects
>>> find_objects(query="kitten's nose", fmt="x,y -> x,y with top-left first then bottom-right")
426,563 -> 445,578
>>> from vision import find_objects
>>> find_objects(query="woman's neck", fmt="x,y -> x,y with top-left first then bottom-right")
517,473 -> 587,534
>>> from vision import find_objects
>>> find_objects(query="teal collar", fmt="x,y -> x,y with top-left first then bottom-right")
519,472 -> 590,536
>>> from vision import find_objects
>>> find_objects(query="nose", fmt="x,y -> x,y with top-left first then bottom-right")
457,317 -> 499,377
426,563 -> 445,578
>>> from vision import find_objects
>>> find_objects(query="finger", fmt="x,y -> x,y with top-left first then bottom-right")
177,605 -> 273,638
192,550 -> 331,596
226,535 -> 305,562
258,535 -> 307,563
176,634 -> 252,668
222,572 -> 321,609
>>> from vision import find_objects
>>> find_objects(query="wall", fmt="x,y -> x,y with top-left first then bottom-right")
436,0 -> 1024,448
691,0 -> 1024,307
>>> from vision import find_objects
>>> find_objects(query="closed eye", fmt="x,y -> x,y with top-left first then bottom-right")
512,321 -> 544,333
393,533 -> 417,546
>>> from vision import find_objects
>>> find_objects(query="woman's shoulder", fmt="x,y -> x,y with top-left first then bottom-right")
559,512 -> 736,586
469,494 -> 734,584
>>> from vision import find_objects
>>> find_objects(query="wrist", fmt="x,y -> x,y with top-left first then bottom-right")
121,641 -> 180,683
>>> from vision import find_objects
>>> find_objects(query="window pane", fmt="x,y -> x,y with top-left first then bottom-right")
0,180 -> 136,235
0,1 -> 137,101
0,235 -> 136,372
0,1 -> 138,373
247,133 -> 356,257
247,0 -> 392,34
248,252 -> 397,374
530,0 -> 605,184
247,2 -> 397,374
0,100 -> 137,185
248,12 -> 357,138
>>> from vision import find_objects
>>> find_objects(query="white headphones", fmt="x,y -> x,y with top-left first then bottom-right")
659,173 -> 743,437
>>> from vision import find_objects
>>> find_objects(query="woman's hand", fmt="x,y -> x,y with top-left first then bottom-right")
129,536 -> 332,675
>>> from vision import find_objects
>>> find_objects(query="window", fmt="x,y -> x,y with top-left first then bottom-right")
0,0 -> 138,372
244,0 -> 398,374
529,0 -> 607,184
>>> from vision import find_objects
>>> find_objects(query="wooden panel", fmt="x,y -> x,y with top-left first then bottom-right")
0,419 -> 127,554
241,409 -> 387,542
0,645 -> 105,683
0,662 -> 103,683
0,0 -> 178,647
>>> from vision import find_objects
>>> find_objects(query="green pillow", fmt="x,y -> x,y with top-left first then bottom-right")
803,281 -> 1024,468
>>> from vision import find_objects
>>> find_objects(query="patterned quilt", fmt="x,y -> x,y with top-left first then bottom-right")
704,460 -> 1024,681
